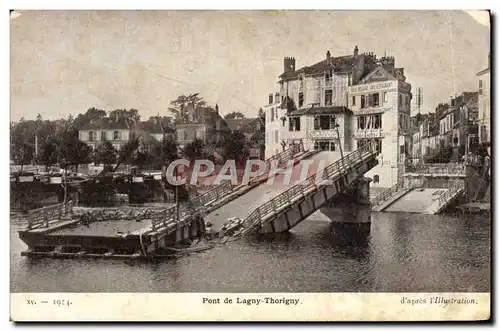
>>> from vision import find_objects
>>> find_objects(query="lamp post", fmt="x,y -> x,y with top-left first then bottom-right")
334,123 -> 346,173
334,123 -> 344,159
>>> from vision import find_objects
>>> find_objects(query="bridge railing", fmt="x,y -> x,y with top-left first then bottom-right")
27,201 -> 74,230
186,143 -> 305,208
405,163 -> 465,175
240,142 -> 377,234
436,181 -> 465,207
151,143 -> 307,233
370,179 -> 405,208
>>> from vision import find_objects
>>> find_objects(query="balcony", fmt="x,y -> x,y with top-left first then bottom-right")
354,129 -> 384,139
306,130 -> 338,140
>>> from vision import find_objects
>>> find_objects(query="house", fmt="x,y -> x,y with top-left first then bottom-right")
477,53 -> 490,147
78,116 -> 137,151
263,92 -> 285,158
226,117 -> 266,159
136,117 -> 176,142
268,46 -> 413,188
175,104 -> 230,149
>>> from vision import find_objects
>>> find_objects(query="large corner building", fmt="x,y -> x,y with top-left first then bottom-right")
264,46 -> 413,188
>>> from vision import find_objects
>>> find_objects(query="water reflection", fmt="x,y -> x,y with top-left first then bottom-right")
10,211 -> 490,293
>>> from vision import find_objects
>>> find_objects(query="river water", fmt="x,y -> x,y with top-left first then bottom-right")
10,210 -> 490,293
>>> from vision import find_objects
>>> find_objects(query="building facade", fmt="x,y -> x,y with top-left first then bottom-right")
79,116 -> 136,151
175,104 -> 230,148
263,92 -> 285,158
477,53 -> 490,146
266,47 -> 412,188
226,117 -> 266,159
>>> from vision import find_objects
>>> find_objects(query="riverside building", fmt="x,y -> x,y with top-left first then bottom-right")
265,46 -> 413,188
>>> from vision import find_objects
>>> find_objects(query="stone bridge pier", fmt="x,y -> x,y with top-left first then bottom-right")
319,177 -> 372,246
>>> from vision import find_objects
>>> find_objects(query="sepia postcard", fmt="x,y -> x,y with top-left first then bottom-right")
9,9 -> 491,322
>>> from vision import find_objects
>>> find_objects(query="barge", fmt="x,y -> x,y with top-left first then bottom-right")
18,201 -> 206,260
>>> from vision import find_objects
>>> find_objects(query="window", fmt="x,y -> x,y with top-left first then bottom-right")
314,115 -> 336,130
299,92 -> 304,108
269,94 -> 273,105
324,90 -> 332,106
357,116 -> 366,130
479,80 -> 483,95
325,71 -> 332,83
352,96 -> 356,106
270,108 -> 275,122
113,131 -> 120,140
289,117 -> 301,131
398,94 -> 402,108
372,93 -> 380,107
375,139 -> 382,154
374,114 -> 382,129
360,95 -> 366,109
275,130 -> 279,144
100,131 -> 106,141
89,131 -> 95,141
314,141 -> 331,151
383,92 -> 388,103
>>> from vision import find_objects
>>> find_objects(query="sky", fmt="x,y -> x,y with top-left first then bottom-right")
10,10 -> 490,122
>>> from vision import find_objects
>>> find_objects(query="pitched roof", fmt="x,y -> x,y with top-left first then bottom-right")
280,54 -> 363,80
79,117 -> 133,131
359,65 -> 397,84
137,120 -> 175,134
225,118 -> 253,131
226,118 -> 264,132
182,105 -> 226,125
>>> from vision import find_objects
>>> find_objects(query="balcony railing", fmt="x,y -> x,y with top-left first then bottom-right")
370,179 -> 405,207
354,128 -> 384,139
150,142 -> 306,232
405,163 -> 465,175
436,181 -> 465,210
238,142 -> 377,235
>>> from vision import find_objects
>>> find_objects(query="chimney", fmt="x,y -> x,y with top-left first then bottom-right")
354,45 -> 359,56
215,104 -> 219,114
326,50 -> 331,61
283,57 -> 296,73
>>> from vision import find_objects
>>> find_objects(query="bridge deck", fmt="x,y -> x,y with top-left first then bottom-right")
206,151 -> 343,231
50,219 -> 152,236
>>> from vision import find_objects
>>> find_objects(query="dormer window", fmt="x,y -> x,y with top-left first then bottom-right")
325,70 -> 332,82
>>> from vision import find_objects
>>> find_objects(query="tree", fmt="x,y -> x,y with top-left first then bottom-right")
62,136 -> 92,173
182,138 -> 206,161
149,137 -> 179,168
11,142 -> 35,171
223,130 -> 250,165
93,140 -> 117,171
38,137 -> 62,171
72,107 -> 107,130
113,139 -> 139,172
224,111 -> 246,120
169,93 -> 206,123
10,119 -> 37,170
258,107 -> 265,119
109,108 -> 140,123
